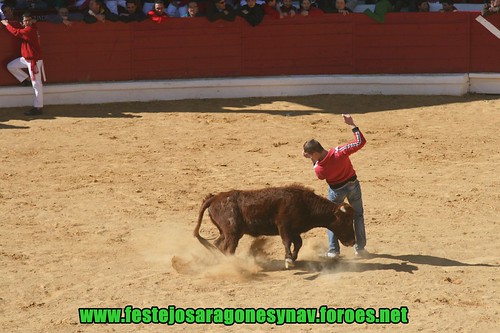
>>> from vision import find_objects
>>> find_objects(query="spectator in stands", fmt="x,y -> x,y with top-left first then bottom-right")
167,0 -> 189,17
118,0 -> 146,21
317,0 -> 356,12
1,3 -> 22,26
263,0 -> 282,18
83,0 -> 119,22
300,0 -> 324,16
482,0 -> 500,16
47,6 -> 84,25
148,0 -> 169,21
280,0 -> 297,17
416,0 -> 428,12
440,0 -> 457,12
206,0 -> 236,21
239,0 -> 264,25
115,0 -> 141,15
333,0 -> 351,14
184,1 -> 203,16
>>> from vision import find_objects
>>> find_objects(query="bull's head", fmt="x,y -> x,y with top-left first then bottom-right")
331,202 -> 356,247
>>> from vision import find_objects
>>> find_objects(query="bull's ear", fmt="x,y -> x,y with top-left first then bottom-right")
335,203 -> 347,213
336,203 -> 353,215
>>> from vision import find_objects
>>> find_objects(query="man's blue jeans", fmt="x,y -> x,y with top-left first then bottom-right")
327,179 -> 366,253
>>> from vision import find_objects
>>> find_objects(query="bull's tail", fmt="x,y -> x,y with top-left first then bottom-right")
193,194 -> 220,253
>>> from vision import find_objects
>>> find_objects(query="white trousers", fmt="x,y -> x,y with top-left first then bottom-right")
7,57 -> 44,108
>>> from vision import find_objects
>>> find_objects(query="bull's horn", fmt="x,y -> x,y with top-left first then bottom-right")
340,205 -> 346,213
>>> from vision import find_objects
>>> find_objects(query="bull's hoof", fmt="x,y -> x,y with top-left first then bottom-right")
285,258 -> 295,269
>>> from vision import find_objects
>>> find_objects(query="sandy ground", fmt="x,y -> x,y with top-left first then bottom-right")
0,94 -> 499,333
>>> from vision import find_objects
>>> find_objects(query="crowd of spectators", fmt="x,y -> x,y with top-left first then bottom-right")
0,0 -> 497,28
482,0 -> 499,15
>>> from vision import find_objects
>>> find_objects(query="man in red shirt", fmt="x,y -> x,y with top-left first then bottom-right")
148,0 -> 169,23
303,114 -> 367,259
2,12 -> 44,116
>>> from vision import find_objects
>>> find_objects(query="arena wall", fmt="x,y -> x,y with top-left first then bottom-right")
0,13 -> 499,106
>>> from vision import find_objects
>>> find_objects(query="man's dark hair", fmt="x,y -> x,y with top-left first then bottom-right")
303,139 -> 324,154
22,12 -> 32,19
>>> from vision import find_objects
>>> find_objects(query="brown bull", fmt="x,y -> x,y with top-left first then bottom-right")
193,185 -> 355,269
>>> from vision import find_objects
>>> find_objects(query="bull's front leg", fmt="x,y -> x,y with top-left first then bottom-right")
278,227 -> 294,269
291,234 -> 302,262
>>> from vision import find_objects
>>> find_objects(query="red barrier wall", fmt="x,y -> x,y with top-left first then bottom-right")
0,13 -> 499,87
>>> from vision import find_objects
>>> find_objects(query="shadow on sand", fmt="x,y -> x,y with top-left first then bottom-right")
371,253 -> 499,268
254,252 -> 498,280
1,94 -> 498,126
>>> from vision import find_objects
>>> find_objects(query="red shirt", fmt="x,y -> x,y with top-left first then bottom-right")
264,4 -> 281,18
148,10 -> 169,23
314,128 -> 366,185
5,23 -> 43,62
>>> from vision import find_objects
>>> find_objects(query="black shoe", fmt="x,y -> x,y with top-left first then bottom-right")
21,79 -> 32,86
24,108 -> 43,116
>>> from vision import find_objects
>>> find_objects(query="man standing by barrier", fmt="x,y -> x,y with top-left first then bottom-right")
2,12 -> 45,116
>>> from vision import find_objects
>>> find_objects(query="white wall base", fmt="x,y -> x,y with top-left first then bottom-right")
0,74 -> 497,108
469,73 -> 500,94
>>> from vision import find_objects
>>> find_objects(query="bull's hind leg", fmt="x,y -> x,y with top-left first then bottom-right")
291,234 -> 303,262
221,228 -> 241,255
209,212 -> 226,253
214,235 -> 225,252
209,199 -> 242,256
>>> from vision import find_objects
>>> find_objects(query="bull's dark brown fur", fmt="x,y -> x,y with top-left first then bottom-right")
193,185 -> 355,266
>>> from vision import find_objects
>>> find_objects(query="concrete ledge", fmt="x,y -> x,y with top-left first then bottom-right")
469,73 -> 500,94
0,73 -> 493,108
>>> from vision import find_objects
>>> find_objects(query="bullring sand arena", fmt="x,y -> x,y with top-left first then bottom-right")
1,94 -> 499,333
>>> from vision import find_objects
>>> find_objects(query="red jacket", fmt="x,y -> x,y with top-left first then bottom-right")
5,23 -> 43,81
314,128 -> 366,185
6,23 -> 43,62
148,10 -> 169,23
